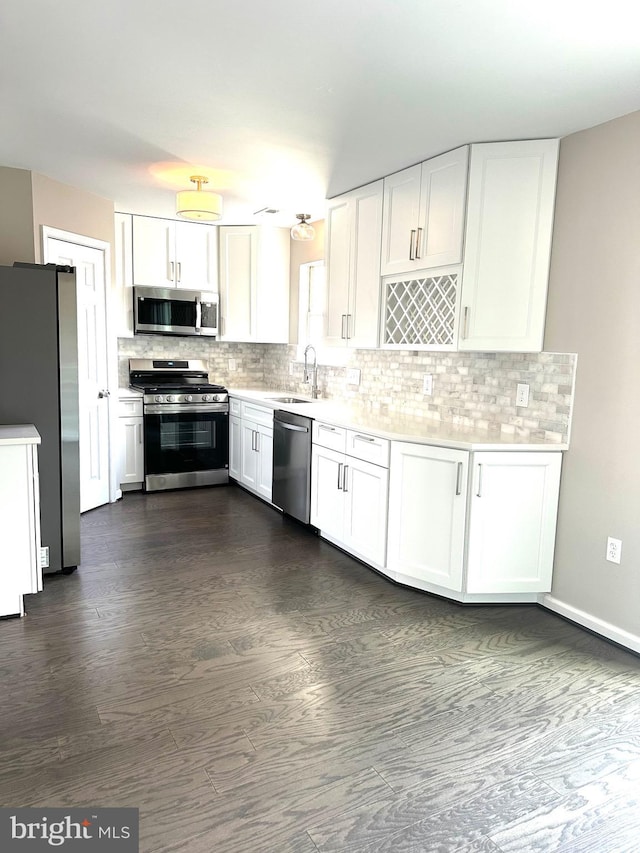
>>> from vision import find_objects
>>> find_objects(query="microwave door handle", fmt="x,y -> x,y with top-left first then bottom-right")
195,297 -> 202,330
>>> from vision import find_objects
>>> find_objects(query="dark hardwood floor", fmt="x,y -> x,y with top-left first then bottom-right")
1,485 -> 639,852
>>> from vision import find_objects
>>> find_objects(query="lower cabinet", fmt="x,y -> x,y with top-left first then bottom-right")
311,424 -> 389,568
387,443 -> 469,591
118,394 -> 144,491
229,399 -> 274,502
387,443 -> 562,600
0,430 -> 42,617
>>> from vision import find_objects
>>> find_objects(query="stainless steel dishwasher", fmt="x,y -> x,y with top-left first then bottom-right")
272,410 -> 313,524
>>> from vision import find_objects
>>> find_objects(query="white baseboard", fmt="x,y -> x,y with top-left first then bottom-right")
540,594 -> 640,654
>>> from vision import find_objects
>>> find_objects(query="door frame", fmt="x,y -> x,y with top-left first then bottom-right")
41,225 -> 122,505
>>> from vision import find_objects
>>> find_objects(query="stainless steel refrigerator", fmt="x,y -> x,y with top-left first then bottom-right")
0,262 -> 81,573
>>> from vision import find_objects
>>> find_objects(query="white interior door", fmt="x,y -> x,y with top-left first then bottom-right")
44,237 -> 111,512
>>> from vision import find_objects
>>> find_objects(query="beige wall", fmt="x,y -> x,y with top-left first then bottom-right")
31,172 -> 115,264
0,167 -> 36,264
544,110 -> 640,639
288,218 -> 325,343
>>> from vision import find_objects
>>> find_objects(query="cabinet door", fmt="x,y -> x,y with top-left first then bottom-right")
343,457 -> 389,567
240,418 -> 259,488
324,196 -> 351,346
466,452 -> 562,594
417,147 -> 468,268
380,164 -> 422,276
255,227 -> 290,343
175,221 -> 218,292
132,216 -> 176,287
114,212 -> 134,336
255,424 -> 274,501
387,443 -> 468,591
229,415 -> 241,480
219,226 -> 257,341
310,446 -> 345,542
348,181 -> 383,348
459,139 -> 559,352
120,417 -> 144,485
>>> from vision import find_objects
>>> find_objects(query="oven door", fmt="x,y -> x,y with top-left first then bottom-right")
143,405 -> 229,491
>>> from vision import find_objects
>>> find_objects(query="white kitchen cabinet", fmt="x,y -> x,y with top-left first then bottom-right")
118,394 -> 144,490
381,147 -> 469,276
466,452 -> 562,594
458,139 -> 559,352
229,400 -> 274,502
0,427 -> 42,618
218,225 -> 290,343
311,423 -> 389,568
324,180 -> 383,348
387,443 -> 469,591
114,212 -> 134,336
131,215 -> 218,291
387,441 -> 562,599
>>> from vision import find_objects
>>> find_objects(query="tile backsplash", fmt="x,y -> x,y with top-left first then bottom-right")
119,338 -> 577,443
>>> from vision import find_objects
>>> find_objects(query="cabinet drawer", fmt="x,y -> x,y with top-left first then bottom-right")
229,397 -> 242,416
118,398 -> 143,418
241,401 -> 273,427
346,430 -> 390,467
313,421 -> 347,453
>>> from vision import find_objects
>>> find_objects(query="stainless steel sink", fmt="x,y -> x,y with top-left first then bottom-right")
268,396 -> 313,404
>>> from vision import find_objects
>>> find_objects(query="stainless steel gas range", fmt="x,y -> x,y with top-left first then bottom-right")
129,358 -> 229,492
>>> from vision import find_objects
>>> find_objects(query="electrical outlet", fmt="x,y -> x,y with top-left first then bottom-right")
39,546 -> 49,569
228,358 -> 237,372
606,537 -> 622,564
516,383 -> 530,407
422,374 -> 433,395
346,368 -> 361,386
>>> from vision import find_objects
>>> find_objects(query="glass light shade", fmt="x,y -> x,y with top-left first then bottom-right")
291,217 -> 315,241
176,189 -> 223,221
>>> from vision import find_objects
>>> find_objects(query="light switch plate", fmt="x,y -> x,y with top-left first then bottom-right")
228,358 -> 237,372
516,383 -> 530,407
422,374 -> 433,395
346,368 -> 361,386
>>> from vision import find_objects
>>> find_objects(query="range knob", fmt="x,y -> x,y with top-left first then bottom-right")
154,395 -> 163,403
167,395 -> 176,403
213,394 -> 222,402
202,394 -> 212,402
184,394 -> 193,403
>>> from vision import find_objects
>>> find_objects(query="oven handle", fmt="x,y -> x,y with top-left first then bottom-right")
144,404 -> 228,415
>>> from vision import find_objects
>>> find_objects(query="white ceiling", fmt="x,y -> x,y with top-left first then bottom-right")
1,0 -> 639,226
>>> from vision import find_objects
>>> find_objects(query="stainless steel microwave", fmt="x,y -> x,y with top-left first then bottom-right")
133,286 -> 218,337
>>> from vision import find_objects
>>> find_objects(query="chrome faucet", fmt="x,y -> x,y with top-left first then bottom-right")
303,345 -> 318,399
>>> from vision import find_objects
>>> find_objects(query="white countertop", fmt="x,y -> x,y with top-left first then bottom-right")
228,389 -> 567,451
119,386 -> 143,398
0,424 -> 41,446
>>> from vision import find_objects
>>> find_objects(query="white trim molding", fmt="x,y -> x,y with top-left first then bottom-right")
540,594 -> 640,655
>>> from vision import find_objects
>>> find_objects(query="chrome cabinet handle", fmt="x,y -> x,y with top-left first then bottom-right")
98,389 -> 110,398
319,424 -> 336,432
409,229 -> 416,260
255,430 -> 260,453
176,261 -> 181,282
462,306 -> 469,339
476,464 -> 483,498
337,462 -> 343,490
342,465 -> 349,492
415,227 -> 423,259
137,423 -> 142,445
169,260 -> 175,281
341,314 -> 348,339
354,434 -> 376,443
455,461 -> 462,496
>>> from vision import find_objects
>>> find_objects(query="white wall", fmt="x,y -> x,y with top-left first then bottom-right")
543,109 -> 640,646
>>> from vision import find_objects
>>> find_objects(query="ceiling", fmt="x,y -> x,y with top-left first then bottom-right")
1,0 -> 639,226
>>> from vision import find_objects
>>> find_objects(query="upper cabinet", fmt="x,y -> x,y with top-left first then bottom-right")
218,225 -> 290,343
458,140 -> 559,352
324,179 -> 383,348
380,147 -> 469,276
131,215 -> 218,292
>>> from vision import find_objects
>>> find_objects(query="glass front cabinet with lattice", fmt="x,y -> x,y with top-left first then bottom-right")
378,139 -> 559,352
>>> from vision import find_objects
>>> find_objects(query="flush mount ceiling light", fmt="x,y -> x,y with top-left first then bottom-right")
176,175 -> 223,221
291,213 -> 315,241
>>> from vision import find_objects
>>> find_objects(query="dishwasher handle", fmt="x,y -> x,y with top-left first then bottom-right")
277,422 -> 309,433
